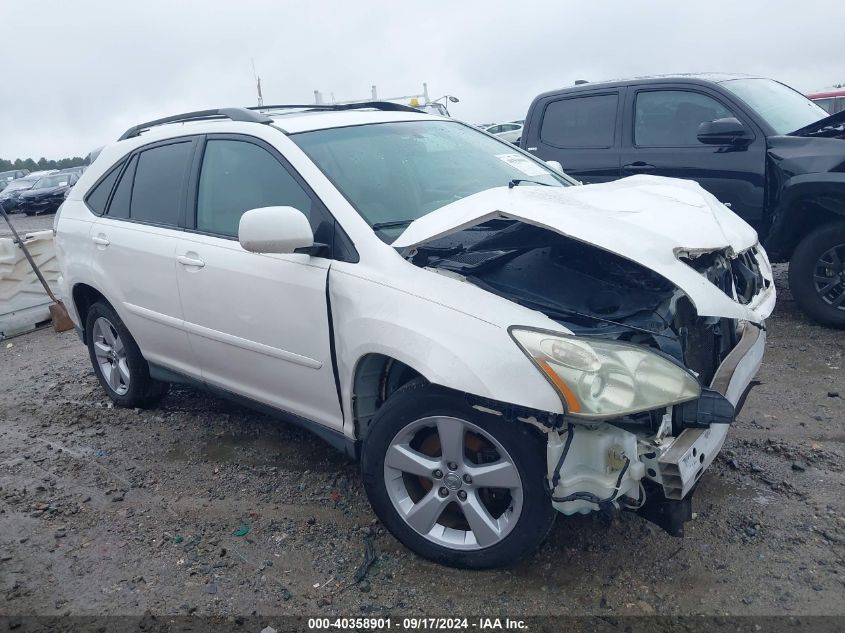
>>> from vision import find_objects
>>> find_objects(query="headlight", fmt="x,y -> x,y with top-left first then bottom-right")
510,328 -> 701,419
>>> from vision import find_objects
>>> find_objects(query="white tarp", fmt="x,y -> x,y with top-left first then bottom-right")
0,230 -> 59,339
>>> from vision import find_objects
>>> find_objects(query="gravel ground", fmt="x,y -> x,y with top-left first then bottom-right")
0,212 -> 54,239
0,256 -> 843,619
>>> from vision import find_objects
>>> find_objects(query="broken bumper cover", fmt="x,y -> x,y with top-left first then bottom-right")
655,323 -> 765,500
546,322 -> 765,518
21,195 -> 64,215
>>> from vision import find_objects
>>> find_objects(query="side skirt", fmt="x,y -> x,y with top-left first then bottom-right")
148,362 -> 358,459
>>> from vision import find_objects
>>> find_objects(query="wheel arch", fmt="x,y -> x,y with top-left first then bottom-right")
765,175 -> 845,261
71,282 -> 112,344
350,352 -> 426,441
348,350 -> 564,447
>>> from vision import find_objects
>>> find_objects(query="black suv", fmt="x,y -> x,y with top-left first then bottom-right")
521,74 -> 845,327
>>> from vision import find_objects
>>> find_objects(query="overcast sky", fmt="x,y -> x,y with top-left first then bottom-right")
1,0 -> 842,159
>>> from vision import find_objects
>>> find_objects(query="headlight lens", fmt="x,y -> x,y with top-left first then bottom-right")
511,328 -> 701,419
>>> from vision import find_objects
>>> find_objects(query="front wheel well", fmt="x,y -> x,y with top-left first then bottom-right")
769,196 -> 845,261
351,354 -> 424,440
350,354 -> 563,443
71,283 -> 109,343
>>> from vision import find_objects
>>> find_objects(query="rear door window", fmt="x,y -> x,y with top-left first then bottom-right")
129,141 -> 193,226
540,94 -> 618,148
635,90 -> 734,146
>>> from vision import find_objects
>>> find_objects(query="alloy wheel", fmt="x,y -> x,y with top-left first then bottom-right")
383,416 -> 523,551
813,243 -> 845,310
92,317 -> 130,395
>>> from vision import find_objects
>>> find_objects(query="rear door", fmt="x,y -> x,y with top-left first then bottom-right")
620,86 -> 767,229
174,134 -> 343,429
523,90 -> 623,183
89,138 -> 199,378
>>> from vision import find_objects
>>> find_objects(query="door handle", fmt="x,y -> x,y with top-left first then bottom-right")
91,235 -> 110,247
622,162 -> 656,173
176,254 -> 205,268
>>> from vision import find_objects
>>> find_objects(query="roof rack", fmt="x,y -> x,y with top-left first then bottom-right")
247,101 -> 422,114
118,107 -> 273,141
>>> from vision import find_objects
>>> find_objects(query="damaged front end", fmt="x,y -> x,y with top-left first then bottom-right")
398,201 -> 773,537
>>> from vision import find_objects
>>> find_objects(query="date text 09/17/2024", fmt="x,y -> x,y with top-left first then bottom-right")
307,617 -> 528,630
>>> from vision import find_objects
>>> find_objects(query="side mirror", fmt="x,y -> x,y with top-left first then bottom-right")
697,117 -> 750,145
238,206 -> 314,254
545,160 -> 564,173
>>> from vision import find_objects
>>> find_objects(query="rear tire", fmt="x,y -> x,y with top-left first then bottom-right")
361,384 -> 555,569
85,301 -> 169,408
789,222 -> 845,328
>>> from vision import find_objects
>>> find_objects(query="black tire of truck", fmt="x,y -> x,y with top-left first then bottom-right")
789,221 -> 845,329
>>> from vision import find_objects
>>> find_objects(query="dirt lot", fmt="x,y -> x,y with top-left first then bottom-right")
1,232 -> 843,619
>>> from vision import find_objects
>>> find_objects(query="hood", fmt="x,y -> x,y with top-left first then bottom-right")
393,175 -> 774,323
789,109 -> 845,138
20,186 -> 65,198
766,134 -> 845,176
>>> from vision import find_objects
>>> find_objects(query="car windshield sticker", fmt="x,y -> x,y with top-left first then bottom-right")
495,153 -> 549,177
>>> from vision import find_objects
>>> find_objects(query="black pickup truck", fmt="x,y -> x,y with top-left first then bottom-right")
521,74 -> 845,327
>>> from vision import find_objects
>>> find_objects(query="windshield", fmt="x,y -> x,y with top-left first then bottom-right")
33,175 -> 70,189
292,120 -> 572,240
721,78 -> 829,134
0,171 -> 19,181
1,179 -> 35,193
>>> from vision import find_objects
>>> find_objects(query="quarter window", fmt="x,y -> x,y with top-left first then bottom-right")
196,139 -> 312,238
540,94 -> 618,148
107,155 -> 137,219
85,162 -> 122,214
129,141 -> 193,226
635,90 -> 734,146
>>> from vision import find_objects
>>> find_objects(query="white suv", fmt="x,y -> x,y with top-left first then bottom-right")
55,103 -> 775,568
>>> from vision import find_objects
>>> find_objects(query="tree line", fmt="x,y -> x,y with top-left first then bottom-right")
0,156 -> 88,172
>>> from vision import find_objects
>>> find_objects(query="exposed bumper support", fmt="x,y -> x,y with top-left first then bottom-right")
545,322 -> 766,529
656,323 -> 765,499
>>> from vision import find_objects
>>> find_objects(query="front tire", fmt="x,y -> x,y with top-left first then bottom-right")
85,301 -> 169,408
361,384 -> 555,569
789,222 -> 845,328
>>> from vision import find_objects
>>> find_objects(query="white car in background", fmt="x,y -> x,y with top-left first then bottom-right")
55,103 -> 774,568
482,121 -> 523,144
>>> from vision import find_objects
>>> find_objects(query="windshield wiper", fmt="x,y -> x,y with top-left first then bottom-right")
508,179 -> 551,189
372,219 -> 415,231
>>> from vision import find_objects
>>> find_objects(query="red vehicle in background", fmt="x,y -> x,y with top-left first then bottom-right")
808,88 -> 845,114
